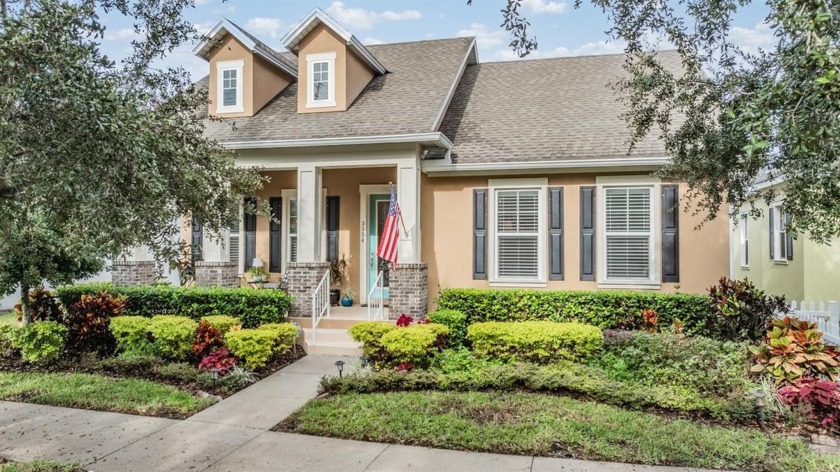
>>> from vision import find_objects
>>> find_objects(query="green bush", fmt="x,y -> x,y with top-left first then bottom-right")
55,283 -> 291,328
467,321 -> 603,363
707,277 -> 789,342
225,329 -> 277,369
437,288 -> 712,333
0,324 -> 18,356
427,310 -> 468,347
349,322 -> 397,367
11,321 -> 67,363
147,316 -> 197,360
380,324 -> 449,366
257,323 -> 299,354
109,316 -> 152,353
430,347 -> 505,375
200,315 -> 242,334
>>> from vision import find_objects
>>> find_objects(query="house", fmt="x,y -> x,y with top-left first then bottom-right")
730,175 -> 839,302
114,9 -> 729,328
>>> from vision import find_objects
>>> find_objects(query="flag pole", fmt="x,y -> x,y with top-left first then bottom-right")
389,182 -> 410,237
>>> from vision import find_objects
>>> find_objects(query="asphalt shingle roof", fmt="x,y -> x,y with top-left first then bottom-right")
439,51 -> 679,164
201,37 -> 475,143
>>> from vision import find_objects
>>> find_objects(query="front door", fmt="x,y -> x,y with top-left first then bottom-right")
368,194 -> 391,300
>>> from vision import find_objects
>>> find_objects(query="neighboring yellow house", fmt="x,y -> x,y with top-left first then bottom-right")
116,9 -> 731,327
731,178 -> 839,302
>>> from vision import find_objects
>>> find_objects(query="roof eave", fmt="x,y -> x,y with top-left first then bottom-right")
422,156 -> 670,176
220,132 -> 453,151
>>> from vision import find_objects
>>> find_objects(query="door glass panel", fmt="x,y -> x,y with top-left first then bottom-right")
376,200 -> 390,288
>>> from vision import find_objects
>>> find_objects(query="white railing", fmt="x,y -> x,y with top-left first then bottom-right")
789,300 -> 840,345
311,270 -> 330,344
368,270 -> 385,321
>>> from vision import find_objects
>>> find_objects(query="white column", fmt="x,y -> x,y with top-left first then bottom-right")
202,229 -> 230,263
397,158 -> 421,263
126,246 -> 154,262
297,164 -> 322,262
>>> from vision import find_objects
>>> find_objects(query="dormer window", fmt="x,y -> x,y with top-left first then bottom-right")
216,60 -> 244,113
306,52 -> 336,108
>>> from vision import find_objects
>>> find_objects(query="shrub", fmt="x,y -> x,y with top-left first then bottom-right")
109,316 -> 152,353
430,347 -> 504,375
198,347 -> 237,376
147,316 -> 198,360
707,277 -> 789,342
257,323 -> 299,354
0,324 -> 18,356
395,314 -> 414,327
22,288 -> 64,323
436,288 -> 712,334
349,322 -> 398,367
467,321 -> 603,363
380,323 -> 449,366
199,315 -> 242,334
55,283 -> 291,328
191,321 -> 224,360
11,321 -> 67,363
225,329 -> 277,369
64,292 -> 124,356
427,310 -> 468,347
750,316 -> 840,384
221,365 -> 257,389
779,377 -> 840,428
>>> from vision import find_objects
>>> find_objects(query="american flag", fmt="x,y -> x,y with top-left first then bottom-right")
377,187 -> 400,264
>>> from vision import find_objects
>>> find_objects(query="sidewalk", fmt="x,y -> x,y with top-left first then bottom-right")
0,355 -> 723,472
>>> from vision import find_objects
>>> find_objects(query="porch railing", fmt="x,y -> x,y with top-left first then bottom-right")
789,300 -> 840,345
311,270 -> 330,344
368,270 -> 385,321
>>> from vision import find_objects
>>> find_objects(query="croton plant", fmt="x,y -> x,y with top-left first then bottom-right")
749,317 -> 840,383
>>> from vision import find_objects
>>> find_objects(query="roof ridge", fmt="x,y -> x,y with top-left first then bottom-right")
365,36 -> 475,48
477,48 -> 679,65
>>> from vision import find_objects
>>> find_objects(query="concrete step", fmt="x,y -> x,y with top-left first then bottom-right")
305,342 -> 363,356
301,328 -> 362,356
290,314 -> 395,330
303,328 -> 355,344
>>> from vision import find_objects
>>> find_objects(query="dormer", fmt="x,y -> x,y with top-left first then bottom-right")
194,19 -> 297,118
282,8 -> 388,113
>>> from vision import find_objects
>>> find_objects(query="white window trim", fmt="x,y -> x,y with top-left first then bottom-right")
771,202 -> 788,263
306,52 -> 337,108
739,213 -> 750,269
488,178 -> 547,286
596,176 -> 661,289
216,60 -> 244,114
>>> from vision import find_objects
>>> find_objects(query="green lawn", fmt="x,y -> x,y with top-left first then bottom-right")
0,311 -> 16,325
282,391 -> 840,472
0,372 -> 215,417
0,460 -> 82,472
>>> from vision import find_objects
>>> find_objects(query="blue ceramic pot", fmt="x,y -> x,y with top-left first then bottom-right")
340,297 -> 353,307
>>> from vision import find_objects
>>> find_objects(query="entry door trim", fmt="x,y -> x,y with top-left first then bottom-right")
359,184 -> 394,305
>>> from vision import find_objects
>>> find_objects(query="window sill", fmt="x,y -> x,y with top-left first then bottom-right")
490,281 -> 547,288
598,282 -> 661,290
773,260 -> 789,265
306,100 -> 336,109
740,266 -> 750,270
216,107 -> 244,114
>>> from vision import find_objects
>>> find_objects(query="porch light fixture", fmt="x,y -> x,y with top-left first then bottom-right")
335,360 -> 345,378
210,368 -> 221,387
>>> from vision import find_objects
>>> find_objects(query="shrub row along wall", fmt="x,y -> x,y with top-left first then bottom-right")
55,283 -> 292,328
436,288 -> 711,333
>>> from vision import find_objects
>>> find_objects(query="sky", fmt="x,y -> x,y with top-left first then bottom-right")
98,0 -> 774,80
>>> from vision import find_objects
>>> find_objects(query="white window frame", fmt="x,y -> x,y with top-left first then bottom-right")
306,52 -> 336,108
597,176 -> 661,289
771,203 -> 788,262
488,178 -> 547,286
215,60 -> 244,114
739,213 -> 750,268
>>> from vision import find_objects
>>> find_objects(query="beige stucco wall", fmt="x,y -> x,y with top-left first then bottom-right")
421,174 -> 729,307
252,55 -> 292,114
804,237 -> 840,301
296,23 -> 374,113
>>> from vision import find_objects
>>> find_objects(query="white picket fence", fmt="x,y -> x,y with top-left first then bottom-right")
788,300 -> 840,345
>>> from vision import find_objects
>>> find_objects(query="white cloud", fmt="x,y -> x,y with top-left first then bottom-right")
490,39 -> 627,61
325,1 -> 422,31
244,17 -> 284,38
521,0 -> 568,14
363,37 -> 385,45
104,28 -> 138,42
730,22 -> 773,54
194,0 -> 213,5
456,23 -> 506,48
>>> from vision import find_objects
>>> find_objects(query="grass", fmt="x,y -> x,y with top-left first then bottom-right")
0,371 -> 215,417
0,460 -> 82,472
281,391 -> 840,472
0,311 -> 16,325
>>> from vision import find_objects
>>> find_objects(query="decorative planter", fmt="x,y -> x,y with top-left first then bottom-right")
340,297 -> 354,307
330,289 -> 341,306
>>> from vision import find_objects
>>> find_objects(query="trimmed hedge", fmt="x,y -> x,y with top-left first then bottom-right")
148,316 -> 197,360
427,310 -> 468,348
55,283 -> 291,328
109,316 -> 152,353
467,321 -> 603,363
380,324 -> 450,365
437,288 -> 711,333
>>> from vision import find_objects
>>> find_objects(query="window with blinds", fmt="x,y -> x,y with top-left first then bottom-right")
288,198 -> 298,263
604,187 -> 653,280
495,189 -> 540,279
229,215 -> 241,270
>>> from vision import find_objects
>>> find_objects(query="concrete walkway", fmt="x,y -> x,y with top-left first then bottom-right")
0,355 -> 722,472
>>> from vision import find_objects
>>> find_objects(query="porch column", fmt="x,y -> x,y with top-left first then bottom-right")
112,246 -> 156,286
297,164 -> 323,262
397,158 -> 421,263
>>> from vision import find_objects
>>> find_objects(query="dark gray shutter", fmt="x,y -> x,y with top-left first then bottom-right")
473,189 -> 488,280
580,186 -> 596,281
786,211 -> 794,261
191,217 -> 203,262
769,207 -> 775,260
548,187 -> 564,280
661,185 -> 680,283
244,198 -> 256,269
269,197 -> 282,272
326,196 -> 340,262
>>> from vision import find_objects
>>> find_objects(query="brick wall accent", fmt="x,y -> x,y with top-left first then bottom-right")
389,263 -> 428,318
285,262 -> 331,317
111,261 -> 156,286
194,261 -> 239,288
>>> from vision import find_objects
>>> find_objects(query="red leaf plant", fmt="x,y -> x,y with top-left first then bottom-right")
191,321 -> 224,360
396,361 -> 414,372
199,348 -> 237,376
780,377 -> 840,427
396,314 -> 414,327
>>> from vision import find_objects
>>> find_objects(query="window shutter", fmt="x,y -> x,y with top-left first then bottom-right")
785,211 -> 793,261
191,217 -> 203,262
548,187 -> 564,280
244,198 -> 257,269
580,186 -> 596,281
229,213 -> 240,270
326,196 -> 340,262
473,189 -> 488,280
269,197 -> 282,272
661,185 -> 680,283
768,207 -> 775,260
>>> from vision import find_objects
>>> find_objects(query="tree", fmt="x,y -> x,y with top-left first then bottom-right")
473,0 -> 840,241
0,0 -> 263,322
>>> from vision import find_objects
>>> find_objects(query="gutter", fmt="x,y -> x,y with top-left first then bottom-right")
220,132 -> 454,151
422,156 -> 670,175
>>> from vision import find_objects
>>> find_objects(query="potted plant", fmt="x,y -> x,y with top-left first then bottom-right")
248,265 -> 268,284
340,287 -> 355,307
330,253 -> 351,306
